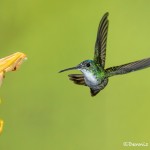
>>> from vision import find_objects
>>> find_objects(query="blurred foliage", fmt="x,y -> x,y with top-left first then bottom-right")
0,0 -> 150,150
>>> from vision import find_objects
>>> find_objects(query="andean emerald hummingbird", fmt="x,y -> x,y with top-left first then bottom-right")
59,12 -> 150,96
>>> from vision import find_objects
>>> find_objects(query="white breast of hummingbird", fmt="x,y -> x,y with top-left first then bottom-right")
81,69 -> 100,87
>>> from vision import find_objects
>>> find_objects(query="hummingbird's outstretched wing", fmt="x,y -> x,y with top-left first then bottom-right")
68,74 -> 86,86
94,12 -> 109,68
90,78 -> 108,96
105,58 -> 150,77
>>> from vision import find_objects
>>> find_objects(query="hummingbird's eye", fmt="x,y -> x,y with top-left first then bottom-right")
86,63 -> 90,67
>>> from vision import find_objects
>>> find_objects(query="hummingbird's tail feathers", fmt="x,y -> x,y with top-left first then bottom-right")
68,74 -> 87,86
90,78 -> 108,96
90,88 -> 100,96
105,58 -> 150,77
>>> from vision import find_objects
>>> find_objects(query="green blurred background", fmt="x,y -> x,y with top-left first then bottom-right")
0,0 -> 150,149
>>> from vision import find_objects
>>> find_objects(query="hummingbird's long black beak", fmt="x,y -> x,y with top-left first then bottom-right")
59,66 -> 78,73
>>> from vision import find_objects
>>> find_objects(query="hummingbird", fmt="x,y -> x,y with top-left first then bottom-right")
59,12 -> 150,96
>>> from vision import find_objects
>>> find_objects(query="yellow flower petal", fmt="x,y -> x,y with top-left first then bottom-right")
0,52 -> 27,87
0,120 -> 4,134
